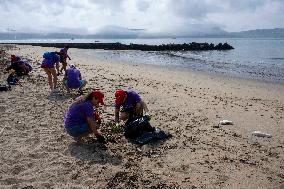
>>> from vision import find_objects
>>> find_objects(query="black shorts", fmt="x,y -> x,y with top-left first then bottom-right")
121,107 -> 143,121
121,107 -> 134,120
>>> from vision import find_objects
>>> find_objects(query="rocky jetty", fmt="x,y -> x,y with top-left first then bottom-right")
4,42 -> 234,51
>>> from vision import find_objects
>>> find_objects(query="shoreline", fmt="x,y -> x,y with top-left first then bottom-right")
71,47 -> 284,90
72,48 -> 284,85
1,44 -> 283,188
3,42 -> 284,84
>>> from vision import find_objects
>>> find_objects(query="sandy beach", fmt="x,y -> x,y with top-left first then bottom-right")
0,45 -> 283,189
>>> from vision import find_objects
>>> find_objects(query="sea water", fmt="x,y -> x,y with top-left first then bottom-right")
2,38 -> 284,83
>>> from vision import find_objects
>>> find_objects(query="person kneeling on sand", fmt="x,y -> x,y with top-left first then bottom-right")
114,89 -> 149,126
6,55 -> 32,76
41,52 -> 60,92
63,64 -> 87,94
64,90 -> 106,143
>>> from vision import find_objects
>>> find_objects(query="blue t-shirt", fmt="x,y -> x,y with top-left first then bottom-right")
115,90 -> 141,109
18,60 -> 32,71
23,61 -> 32,71
64,100 -> 94,127
41,55 -> 59,68
65,68 -> 81,88
60,48 -> 68,58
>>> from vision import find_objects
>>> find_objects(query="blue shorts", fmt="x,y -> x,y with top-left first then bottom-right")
65,80 -> 85,89
65,123 -> 90,137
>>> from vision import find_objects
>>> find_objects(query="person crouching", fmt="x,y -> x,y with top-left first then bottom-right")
114,89 -> 149,124
64,90 -> 106,143
63,64 -> 87,94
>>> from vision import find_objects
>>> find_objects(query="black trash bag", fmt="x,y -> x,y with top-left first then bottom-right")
135,128 -> 172,145
124,116 -> 172,145
124,115 -> 154,139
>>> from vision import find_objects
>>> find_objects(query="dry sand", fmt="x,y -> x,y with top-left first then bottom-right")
0,45 -> 283,189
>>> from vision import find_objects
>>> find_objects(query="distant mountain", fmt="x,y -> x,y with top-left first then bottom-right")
0,28 -> 283,40
0,32 -> 82,40
94,25 -> 145,38
227,28 -> 284,38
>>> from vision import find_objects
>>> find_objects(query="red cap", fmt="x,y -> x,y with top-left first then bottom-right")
92,90 -> 104,105
11,55 -> 18,62
115,89 -> 126,105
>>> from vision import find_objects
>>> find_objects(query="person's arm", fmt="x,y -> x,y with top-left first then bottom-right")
115,108 -> 120,123
67,54 -> 71,60
79,73 -> 82,80
64,72 -> 67,80
70,95 -> 84,106
135,102 -> 143,116
141,100 -> 149,113
86,116 -> 101,137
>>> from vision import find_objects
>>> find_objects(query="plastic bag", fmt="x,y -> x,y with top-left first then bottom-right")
124,115 -> 154,139
135,128 -> 172,145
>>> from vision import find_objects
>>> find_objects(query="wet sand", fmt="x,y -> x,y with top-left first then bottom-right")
0,45 -> 283,188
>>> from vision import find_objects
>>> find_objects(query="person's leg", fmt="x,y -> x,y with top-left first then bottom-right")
65,123 -> 92,142
56,62 -> 60,75
78,80 -> 87,94
120,112 -> 130,121
63,80 -> 70,93
49,68 -> 58,89
133,103 -> 143,118
60,60 -> 67,73
43,68 -> 53,90
63,61 -> 67,73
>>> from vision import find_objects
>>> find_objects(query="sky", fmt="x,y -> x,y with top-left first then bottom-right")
0,0 -> 283,35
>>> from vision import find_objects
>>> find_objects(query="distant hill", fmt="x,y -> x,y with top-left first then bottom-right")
227,28 -> 284,38
0,28 -> 283,40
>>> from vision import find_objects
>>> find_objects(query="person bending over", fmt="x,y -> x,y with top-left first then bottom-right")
6,55 -> 32,76
41,52 -> 60,92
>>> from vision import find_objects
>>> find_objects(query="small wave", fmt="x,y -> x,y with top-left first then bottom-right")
270,58 -> 284,60
159,52 -> 205,62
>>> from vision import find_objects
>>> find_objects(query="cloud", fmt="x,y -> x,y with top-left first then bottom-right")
136,0 -> 150,12
0,0 -> 283,35
168,0 -> 223,19
207,0 -> 284,31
